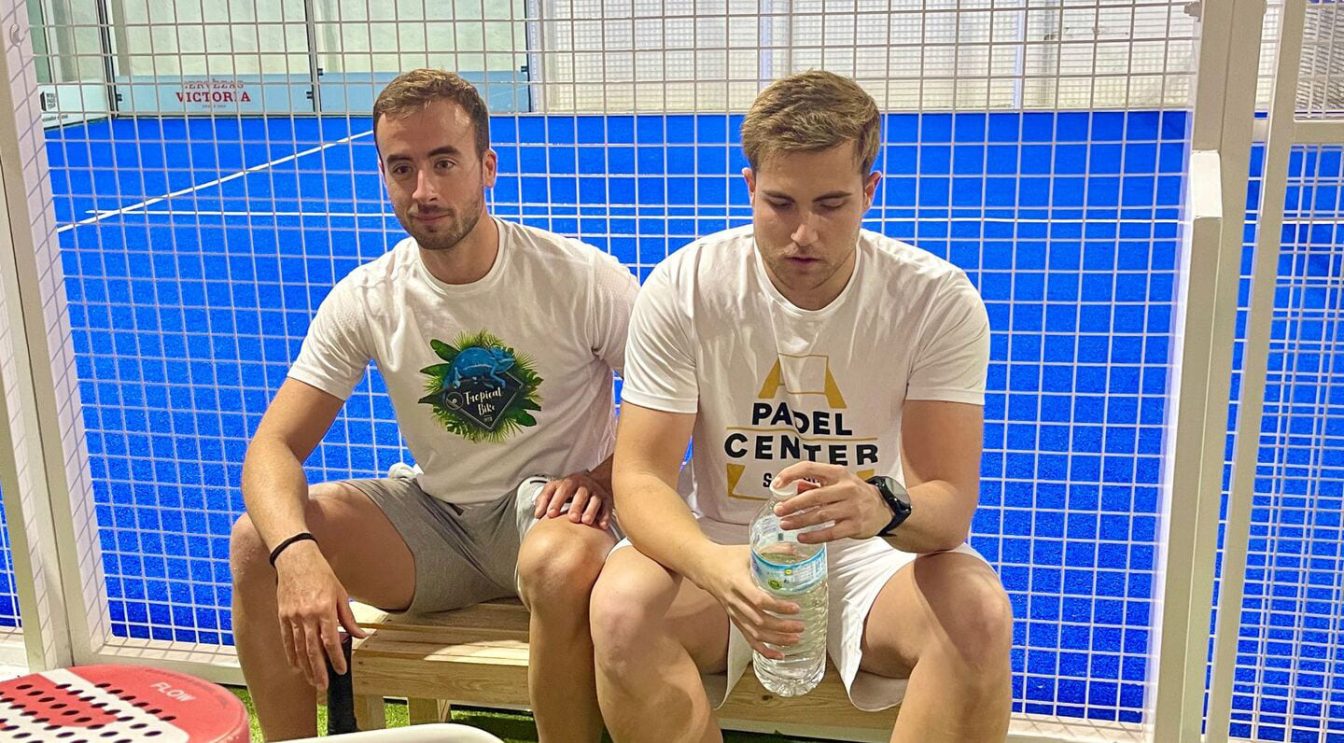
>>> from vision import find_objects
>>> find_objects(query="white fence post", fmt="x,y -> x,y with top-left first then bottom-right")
1150,1 -> 1267,741
0,0 -> 102,671
1206,0 -> 1344,739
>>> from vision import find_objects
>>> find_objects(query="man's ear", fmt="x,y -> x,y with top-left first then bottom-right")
863,171 -> 882,209
742,167 -> 756,200
482,148 -> 499,188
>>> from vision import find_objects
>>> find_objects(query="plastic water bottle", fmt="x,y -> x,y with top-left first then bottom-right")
750,478 -> 828,697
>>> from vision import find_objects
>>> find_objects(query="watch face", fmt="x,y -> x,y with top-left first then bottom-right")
891,481 -> 911,508
869,475 -> 910,536
875,476 -> 907,506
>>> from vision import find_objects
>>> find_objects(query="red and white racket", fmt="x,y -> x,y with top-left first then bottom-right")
0,664 -> 249,742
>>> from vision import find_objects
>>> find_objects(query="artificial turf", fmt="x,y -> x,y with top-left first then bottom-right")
228,686 -> 821,742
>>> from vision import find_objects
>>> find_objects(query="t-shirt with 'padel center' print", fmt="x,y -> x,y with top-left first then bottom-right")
621,225 -> 988,543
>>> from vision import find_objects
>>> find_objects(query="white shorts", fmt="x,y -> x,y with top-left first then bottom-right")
613,526 -> 986,712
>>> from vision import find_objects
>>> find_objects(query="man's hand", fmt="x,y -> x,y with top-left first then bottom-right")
697,544 -> 804,660
273,542 -> 367,690
532,470 -> 612,528
772,462 -> 891,543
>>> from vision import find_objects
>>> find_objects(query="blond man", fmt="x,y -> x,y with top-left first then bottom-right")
230,69 -> 637,741
590,70 -> 1013,742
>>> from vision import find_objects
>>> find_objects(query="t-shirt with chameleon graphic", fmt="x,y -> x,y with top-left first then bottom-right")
289,218 -> 639,505
621,225 -> 989,544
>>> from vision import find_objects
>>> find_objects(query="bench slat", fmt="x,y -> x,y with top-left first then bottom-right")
354,654 -> 532,708
719,669 -> 898,731
359,644 -> 529,666
351,599 -> 897,737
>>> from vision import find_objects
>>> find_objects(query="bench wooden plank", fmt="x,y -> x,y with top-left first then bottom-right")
350,598 -> 897,738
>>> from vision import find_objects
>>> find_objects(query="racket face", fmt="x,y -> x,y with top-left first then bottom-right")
0,665 -> 249,743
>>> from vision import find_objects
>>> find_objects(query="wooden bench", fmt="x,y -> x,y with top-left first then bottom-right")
349,598 -> 897,742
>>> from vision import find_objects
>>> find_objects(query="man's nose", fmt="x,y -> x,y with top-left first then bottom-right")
412,169 -> 439,203
791,213 -> 820,245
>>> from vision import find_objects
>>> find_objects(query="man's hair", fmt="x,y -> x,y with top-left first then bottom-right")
741,70 -> 880,176
372,68 -> 490,155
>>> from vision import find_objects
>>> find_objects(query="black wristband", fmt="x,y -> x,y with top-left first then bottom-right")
268,532 -> 317,567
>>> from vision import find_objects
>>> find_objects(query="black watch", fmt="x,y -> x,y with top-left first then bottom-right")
866,475 -> 912,536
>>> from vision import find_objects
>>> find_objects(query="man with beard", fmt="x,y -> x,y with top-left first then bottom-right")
230,69 -> 638,741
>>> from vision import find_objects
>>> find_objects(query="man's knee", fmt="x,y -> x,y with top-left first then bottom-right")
932,567 -> 1014,678
589,567 -> 663,672
229,513 -> 269,586
517,523 -> 608,613
229,487 -> 337,585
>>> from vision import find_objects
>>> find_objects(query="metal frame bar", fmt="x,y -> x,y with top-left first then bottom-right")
0,0 -> 82,672
1205,1 -> 1344,740
1292,119 -> 1344,144
0,2 -> 1324,741
524,0 -> 545,112
93,0 -> 119,115
1150,1 -> 1267,741
302,0 -> 322,112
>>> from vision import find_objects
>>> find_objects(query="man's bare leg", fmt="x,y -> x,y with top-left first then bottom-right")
516,516 -> 616,742
230,483 -> 415,741
590,548 -> 731,743
857,551 -> 1013,743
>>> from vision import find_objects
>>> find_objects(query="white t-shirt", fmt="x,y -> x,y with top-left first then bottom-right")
289,219 -> 640,504
622,226 -> 989,542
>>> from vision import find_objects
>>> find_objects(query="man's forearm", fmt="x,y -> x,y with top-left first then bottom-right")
884,479 -> 977,554
241,435 -> 316,550
615,471 -> 719,586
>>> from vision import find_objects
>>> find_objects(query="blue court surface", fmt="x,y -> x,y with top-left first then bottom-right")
6,111 -> 1342,737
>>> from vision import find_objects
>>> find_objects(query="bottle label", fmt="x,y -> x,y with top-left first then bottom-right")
752,546 -> 826,594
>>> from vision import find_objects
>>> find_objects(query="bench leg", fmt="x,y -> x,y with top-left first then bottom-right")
354,694 -> 387,730
407,697 -> 452,724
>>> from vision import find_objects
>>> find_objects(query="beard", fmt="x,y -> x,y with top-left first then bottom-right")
397,191 -> 485,253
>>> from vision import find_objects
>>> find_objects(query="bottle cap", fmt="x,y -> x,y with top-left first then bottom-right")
769,479 -> 798,499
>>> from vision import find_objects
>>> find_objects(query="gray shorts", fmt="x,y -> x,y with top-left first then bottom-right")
344,474 -> 551,615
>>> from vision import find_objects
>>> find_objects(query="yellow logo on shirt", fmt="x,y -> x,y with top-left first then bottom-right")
724,353 -> 877,499
755,354 -> 847,408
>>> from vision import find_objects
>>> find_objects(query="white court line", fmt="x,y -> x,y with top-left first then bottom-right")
90,210 -> 397,219
56,129 -> 375,233
69,209 -> 1196,225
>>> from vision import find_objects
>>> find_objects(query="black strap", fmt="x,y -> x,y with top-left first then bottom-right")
268,532 -> 318,567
